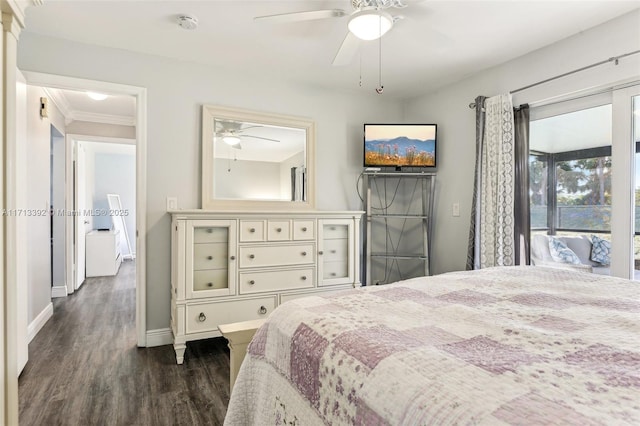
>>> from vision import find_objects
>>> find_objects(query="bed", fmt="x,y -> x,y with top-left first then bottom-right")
224,266 -> 640,425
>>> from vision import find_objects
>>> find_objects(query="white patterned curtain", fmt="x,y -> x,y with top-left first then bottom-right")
467,94 -> 516,268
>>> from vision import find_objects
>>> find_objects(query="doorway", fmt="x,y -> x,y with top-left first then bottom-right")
72,139 -> 137,289
21,71 -> 148,348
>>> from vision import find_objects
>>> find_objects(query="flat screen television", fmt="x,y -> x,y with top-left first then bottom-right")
363,123 -> 437,169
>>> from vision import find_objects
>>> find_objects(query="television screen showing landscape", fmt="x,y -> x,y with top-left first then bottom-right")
364,124 -> 437,167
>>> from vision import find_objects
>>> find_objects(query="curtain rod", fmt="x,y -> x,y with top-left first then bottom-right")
468,49 -> 640,109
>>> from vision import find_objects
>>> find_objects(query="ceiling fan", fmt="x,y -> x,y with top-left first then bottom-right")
215,120 -> 280,150
255,0 -> 409,66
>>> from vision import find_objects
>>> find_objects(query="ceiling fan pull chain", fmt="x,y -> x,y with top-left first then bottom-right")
359,53 -> 363,87
375,14 -> 384,94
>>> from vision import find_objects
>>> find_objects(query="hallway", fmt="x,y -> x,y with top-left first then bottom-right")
19,261 -> 231,426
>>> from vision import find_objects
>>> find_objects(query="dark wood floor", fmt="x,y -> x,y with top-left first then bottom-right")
19,261 -> 231,426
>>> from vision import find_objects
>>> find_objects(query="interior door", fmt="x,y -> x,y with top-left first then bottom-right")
75,143 -> 88,289
16,70 -> 28,373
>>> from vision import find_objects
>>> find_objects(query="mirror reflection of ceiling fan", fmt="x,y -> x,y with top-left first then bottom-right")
215,120 -> 280,150
255,0 -> 410,66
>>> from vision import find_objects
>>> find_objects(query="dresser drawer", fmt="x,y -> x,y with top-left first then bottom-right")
185,297 -> 275,334
321,238 -> 348,261
194,226 -> 229,243
293,220 -> 315,240
321,261 -> 348,280
193,243 -> 228,270
322,224 -> 349,239
267,220 -> 291,241
239,267 -> 315,294
193,270 -> 228,291
239,243 -> 314,268
239,220 -> 265,242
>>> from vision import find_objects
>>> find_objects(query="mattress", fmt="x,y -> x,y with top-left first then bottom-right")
225,266 -> 640,425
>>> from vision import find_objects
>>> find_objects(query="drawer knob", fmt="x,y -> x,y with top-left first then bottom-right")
302,227 -> 307,232
276,228 -> 282,232
330,226 -> 336,230
249,254 -> 255,259
249,280 -> 255,285
301,251 -> 307,256
198,312 -> 206,322
301,276 -> 307,281
331,273 -> 337,277
206,228 -> 213,233
259,306 -> 268,315
318,250 -> 324,255
230,255 -> 236,260
207,255 -> 213,260
249,228 -> 256,233
331,250 -> 336,254
207,282 -> 213,287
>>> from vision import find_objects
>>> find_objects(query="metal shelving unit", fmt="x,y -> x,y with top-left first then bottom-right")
363,172 -> 435,285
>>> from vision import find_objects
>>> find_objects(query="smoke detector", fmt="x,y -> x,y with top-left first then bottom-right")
177,15 -> 198,30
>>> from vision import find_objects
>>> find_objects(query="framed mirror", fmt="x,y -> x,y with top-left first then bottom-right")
202,105 -> 315,210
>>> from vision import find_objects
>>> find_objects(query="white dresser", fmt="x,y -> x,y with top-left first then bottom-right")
86,229 -> 122,277
170,210 -> 363,364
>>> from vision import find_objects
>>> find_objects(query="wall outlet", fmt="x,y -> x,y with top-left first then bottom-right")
167,197 -> 178,211
452,202 -> 460,217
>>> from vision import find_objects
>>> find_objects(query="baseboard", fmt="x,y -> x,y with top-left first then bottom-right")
27,302 -> 53,343
51,285 -> 68,298
146,328 -> 173,347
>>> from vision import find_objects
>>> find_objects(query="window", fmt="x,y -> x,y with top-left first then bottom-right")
554,148 -> 611,233
529,153 -> 548,230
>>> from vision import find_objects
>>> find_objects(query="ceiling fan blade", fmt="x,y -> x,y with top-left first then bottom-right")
242,135 -> 281,143
239,125 -> 264,131
332,32 -> 360,66
232,143 -> 242,150
254,9 -> 346,24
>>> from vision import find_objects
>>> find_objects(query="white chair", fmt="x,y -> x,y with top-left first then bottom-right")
530,234 -> 594,273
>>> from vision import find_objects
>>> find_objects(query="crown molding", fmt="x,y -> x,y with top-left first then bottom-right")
41,88 -> 135,126
42,87 -> 72,118
69,111 -> 136,127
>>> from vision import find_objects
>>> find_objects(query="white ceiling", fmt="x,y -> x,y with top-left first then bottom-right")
44,87 -> 136,126
22,0 -> 640,105
530,99 -> 640,154
530,104 -> 612,154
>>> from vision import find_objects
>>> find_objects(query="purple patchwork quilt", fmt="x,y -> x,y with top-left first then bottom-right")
224,266 -> 640,425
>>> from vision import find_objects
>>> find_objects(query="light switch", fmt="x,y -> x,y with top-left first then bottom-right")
452,202 -> 460,217
167,197 -> 178,211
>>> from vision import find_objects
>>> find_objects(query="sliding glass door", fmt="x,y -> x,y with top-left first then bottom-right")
529,84 -> 640,280
633,95 -> 640,279
612,86 -> 640,279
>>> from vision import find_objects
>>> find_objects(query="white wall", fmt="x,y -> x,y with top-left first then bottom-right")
214,158 -> 281,200
79,142 -> 96,230
92,148 -> 137,255
404,10 -> 640,275
25,85 -> 66,323
18,34 -> 404,330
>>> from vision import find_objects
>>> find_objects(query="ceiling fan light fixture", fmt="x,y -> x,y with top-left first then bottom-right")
222,135 -> 241,146
348,9 -> 393,41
